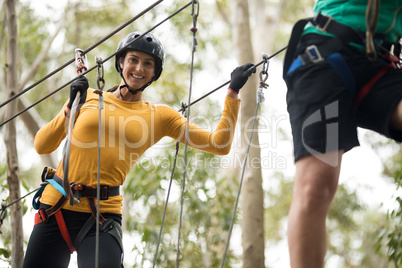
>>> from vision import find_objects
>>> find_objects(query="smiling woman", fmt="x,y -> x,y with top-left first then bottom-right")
23,30 -> 256,268
117,51 -> 156,101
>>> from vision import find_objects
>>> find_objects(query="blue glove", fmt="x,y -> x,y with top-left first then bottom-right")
228,62 -> 256,94
67,75 -> 88,110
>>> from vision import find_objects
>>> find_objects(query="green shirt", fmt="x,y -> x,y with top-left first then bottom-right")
305,0 -> 402,44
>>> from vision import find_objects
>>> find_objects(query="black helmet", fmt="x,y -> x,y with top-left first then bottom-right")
115,31 -> 164,82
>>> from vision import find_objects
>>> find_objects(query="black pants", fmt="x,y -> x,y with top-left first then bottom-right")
23,207 -> 123,268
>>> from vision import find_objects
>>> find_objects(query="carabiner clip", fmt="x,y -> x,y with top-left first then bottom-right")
75,48 -> 88,74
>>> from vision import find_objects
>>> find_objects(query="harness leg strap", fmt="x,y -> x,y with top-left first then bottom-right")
54,210 -> 76,253
74,216 -> 96,250
354,62 -> 397,109
74,199 -> 124,254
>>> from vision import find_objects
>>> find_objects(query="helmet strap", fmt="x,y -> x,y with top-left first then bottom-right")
119,70 -> 153,95
118,86 -> 124,99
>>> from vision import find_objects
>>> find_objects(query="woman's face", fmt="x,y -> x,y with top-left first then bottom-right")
120,50 -> 155,90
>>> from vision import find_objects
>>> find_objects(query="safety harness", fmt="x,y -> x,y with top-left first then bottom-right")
32,167 -> 123,254
283,12 -> 400,108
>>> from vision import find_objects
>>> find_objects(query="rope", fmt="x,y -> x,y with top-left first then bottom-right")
176,1 -> 199,267
0,0 -> 193,128
62,49 -> 88,207
365,0 -> 380,61
221,54 -> 270,268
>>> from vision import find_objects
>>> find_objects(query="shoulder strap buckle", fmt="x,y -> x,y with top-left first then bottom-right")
313,11 -> 333,33
304,45 -> 324,63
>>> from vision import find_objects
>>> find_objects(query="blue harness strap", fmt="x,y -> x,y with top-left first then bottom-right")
326,53 -> 356,95
33,173 -> 66,210
286,47 -> 357,96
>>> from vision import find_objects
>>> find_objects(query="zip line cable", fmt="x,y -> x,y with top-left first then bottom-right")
0,0 -> 164,111
0,0 -> 193,128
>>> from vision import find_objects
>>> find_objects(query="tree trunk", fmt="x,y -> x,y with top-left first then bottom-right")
232,0 -> 265,267
252,0 -> 285,56
5,0 -> 24,267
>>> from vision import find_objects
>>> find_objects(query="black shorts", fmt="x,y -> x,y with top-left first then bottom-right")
285,34 -> 402,162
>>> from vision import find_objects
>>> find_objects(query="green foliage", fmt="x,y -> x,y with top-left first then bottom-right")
17,4 -> 49,67
365,136 -> 402,267
0,163 -> 11,266
263,170 -> 398,267
264,172 -> 293,242
326,185 -> 364,266
123,145 -> 240,267
377,170 -> 402,267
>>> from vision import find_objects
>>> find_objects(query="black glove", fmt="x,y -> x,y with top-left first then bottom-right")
228,62 -> 256,94
67,75 -> 88,110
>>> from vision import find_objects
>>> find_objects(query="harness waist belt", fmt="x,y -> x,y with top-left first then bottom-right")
71,183 -> 120,200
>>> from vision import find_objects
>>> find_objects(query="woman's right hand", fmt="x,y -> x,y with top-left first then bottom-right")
67,75 -> 88,110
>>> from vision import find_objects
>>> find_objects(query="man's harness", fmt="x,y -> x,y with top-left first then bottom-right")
283,12 -> 400,108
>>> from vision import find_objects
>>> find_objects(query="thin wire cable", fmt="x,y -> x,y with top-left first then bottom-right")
0,0 -> 164,110
176,1 -> 199,267
152,46 -> 285,267
1,188 -> 39,210
221,54 -> 269,267
220,102 -> 260,268
178,45 -> 287,112
0,0 -> 194,128
152,141 -> 180,268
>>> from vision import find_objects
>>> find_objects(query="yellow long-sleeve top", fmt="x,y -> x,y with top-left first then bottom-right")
34,89 -> 240,214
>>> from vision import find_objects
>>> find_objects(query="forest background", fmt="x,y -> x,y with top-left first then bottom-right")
0,0 -> 401,267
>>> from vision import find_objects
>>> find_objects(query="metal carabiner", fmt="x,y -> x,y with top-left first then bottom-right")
257,53 -> 269,104
190,0 -> 200,34
191,0 -> 200,20
75,48 -> 88,74
259,53 -> 269,86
